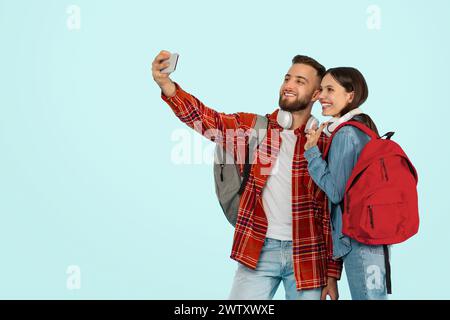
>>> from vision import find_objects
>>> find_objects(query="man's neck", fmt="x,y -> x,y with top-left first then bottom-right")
289,106 -> 313,131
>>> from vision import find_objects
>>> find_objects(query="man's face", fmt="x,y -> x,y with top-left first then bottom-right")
279,63 -> 321,112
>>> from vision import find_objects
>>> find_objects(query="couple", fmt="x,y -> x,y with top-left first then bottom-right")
152,50 -> 389,300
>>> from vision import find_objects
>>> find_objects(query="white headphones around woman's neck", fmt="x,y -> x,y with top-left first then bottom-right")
276,109 -> 319,132
323,107 -> 362,137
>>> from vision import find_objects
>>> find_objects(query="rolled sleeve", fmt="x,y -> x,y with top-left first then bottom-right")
327,258 -> 343,280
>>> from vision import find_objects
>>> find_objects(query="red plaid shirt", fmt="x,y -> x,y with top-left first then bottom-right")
162,83 -> 342,290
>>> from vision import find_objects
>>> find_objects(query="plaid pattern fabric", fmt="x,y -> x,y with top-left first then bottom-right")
162,83 -> 342,290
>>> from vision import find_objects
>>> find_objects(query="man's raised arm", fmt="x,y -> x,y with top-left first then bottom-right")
151,50 -> 257,157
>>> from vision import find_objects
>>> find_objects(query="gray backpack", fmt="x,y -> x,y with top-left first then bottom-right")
213,115 -> 268,227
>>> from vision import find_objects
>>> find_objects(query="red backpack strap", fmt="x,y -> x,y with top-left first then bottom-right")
322,121 -> 378,159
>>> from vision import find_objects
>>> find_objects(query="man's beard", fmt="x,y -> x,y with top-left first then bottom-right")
278,94 -> 311,112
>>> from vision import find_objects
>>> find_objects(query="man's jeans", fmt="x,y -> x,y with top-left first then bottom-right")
228,238 -> 322,300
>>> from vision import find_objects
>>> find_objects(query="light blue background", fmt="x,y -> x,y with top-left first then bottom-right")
0,0 -> 448,299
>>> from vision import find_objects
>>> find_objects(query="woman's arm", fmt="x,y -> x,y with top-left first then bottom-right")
304,127 -> 365,204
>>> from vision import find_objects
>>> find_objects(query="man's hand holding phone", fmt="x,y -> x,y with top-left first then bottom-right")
151,50 -> 178,98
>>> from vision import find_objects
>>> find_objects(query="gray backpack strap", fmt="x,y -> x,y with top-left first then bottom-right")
248,115 -> 269,164
237,115 -> 268,195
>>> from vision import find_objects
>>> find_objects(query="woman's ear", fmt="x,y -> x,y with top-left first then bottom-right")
347,91 -> 355,104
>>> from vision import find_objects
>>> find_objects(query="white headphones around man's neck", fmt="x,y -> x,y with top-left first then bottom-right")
276,109 -> 293,129
276,109 -> 319,132
322,108 -> 362,137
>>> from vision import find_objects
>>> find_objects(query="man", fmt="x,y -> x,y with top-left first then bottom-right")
151,51 -> 342,300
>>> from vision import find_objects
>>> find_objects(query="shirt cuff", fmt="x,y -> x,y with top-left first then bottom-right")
304,145 -> 322,162
327,259 -> 343,280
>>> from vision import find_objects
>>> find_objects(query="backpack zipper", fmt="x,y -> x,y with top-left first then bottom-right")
368,205 -> 375,229
380,158 -> 389,181
346,198 -> 350,213
220,164 -> 224,181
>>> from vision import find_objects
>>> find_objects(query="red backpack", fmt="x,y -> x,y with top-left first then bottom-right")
323,121 -> 419,246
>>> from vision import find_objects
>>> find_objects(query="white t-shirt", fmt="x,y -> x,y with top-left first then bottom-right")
262,129 -> 297,241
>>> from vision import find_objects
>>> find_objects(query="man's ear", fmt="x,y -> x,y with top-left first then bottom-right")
312,89 -> 321,102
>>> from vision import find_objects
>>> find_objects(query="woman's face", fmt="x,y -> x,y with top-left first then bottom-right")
319,74 -> 354,117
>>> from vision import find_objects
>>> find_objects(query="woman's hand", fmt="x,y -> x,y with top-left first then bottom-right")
305,122 -> 327,151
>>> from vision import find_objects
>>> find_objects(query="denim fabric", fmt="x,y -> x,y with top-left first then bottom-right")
343,238 -> 390,300
228,238 -> 322,300
304,125 -> 390,300
304,126 -> 370,259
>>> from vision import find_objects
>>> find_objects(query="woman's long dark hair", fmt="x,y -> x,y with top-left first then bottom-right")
325,67 -> 379,136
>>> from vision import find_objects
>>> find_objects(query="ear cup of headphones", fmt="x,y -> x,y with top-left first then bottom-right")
323,107 -> 362,137
305,115 -> 319,132
323,120 -> 335,137
277,110 -> 293,129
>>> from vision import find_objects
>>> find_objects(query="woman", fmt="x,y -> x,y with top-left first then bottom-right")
304,67 -> 389,300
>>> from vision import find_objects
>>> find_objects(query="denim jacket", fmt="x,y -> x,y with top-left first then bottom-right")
304,125 -> 371,259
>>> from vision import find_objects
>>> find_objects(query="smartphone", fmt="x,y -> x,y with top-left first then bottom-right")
161,53 -> 179,74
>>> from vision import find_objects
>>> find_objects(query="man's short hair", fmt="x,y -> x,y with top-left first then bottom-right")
291,55 -> 326,79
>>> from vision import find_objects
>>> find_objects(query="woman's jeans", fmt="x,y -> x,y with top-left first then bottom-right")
342,238 -> 390,300
228,238 -> 322,300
